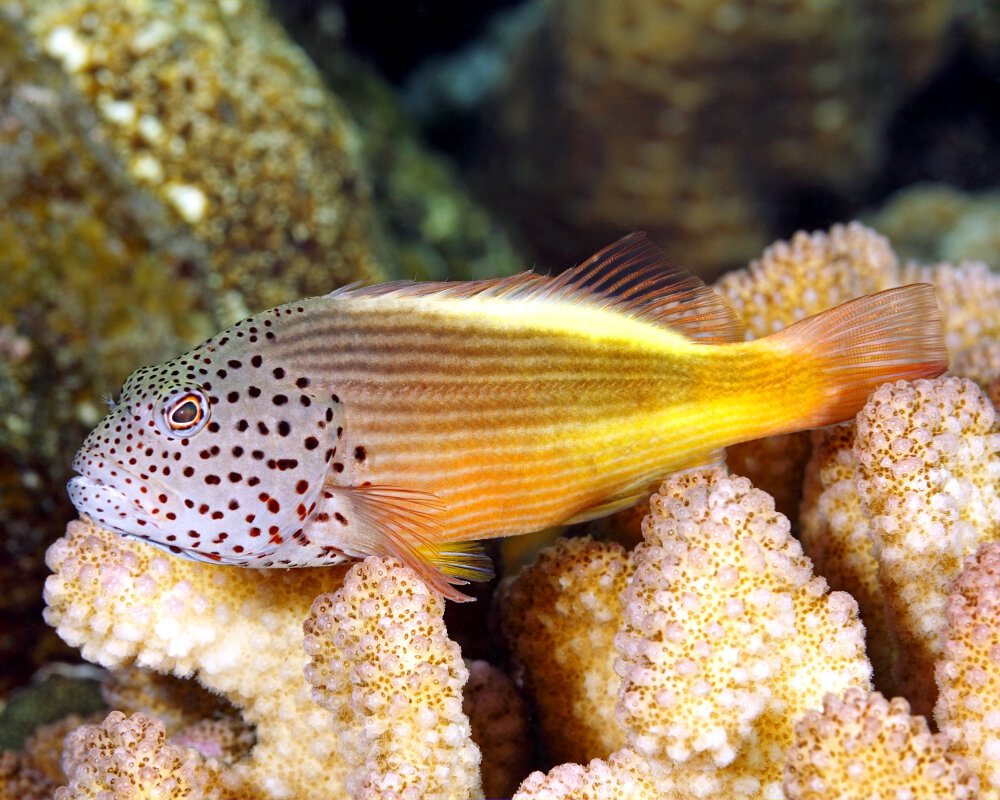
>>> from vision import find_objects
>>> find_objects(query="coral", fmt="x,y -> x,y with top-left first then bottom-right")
783,688 -> 978,800
715,222 -> 900,338
303,556 -> 482,800
866,184 -> 1000,267
43,518 -> 349,800
25,0 -> 382,315
498,537 -> 635,764
614,468 -> 870,797
716,222 -> 899,518
799,423 -> 896,694
855,377 -> 1000,711
55,710 -> 226,800
0,750 -> 58,800
951,341 -> 1000,392
936,542 -> 1000,797
513,748 -> 661,800
463,660 -> 532,799
900,259 -> 1000,355
482,2 -> 955,274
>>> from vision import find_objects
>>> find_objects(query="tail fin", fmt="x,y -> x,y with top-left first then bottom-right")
770,284 -> 948,428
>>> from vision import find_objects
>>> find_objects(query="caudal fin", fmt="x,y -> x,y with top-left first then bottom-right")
771,284 -> 948,428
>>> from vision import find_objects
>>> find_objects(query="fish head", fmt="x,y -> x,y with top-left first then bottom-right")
68,331 -> 342,564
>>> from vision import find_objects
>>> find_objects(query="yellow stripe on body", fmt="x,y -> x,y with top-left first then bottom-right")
275,293 -> 819,542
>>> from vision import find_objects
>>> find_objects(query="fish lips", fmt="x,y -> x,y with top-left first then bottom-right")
67,458 -> 161,538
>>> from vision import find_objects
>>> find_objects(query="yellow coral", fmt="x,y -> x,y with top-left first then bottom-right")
498,537 -> 635,764
616,468 -> 870,796
784,688 -> 978,800
854,377 -> 1000,711
54,711 -> 225,800
43,518 -> 348,800
951,341 -> 1000,392
302,556 -> 482,800
936,542 -> 1000,797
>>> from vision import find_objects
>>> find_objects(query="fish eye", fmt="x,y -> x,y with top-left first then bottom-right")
161,389 -> 210,436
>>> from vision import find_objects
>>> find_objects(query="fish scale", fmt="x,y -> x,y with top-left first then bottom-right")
68,233 -> 948,600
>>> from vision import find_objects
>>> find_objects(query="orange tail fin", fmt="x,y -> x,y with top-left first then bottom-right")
770,284 -> 948,428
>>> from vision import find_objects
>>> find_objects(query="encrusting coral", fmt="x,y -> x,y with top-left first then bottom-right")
855,377 -> 1000,712
498,536 -> 635,764
302,556 -> 483,800
783,688 -> 978,800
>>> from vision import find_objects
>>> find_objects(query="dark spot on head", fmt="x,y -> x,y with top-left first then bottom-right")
232,446 -> 243,457
277,421 -> 290,436
251,355 -> 262,368
296,377 -> 310,388
354,446 -> 366,462
228,472 -> 242,483
227,359 -> 242,369
273,367 -> 285,379
304,436 -> 318,450
248,386 -> 261,398
229,499 -> 239,510
227,391 -> 240,403
267,498 -> 280,513
295,480 -> 309,494
207,422 -> 220,433
258,421 -> 269,435
205,474 -> 221,485
273,394 -> 288,406
236,419 -> 249,432
183,466 -> 195,477
332,462 -> 344,473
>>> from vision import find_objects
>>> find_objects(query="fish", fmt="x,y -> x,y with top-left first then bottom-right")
68,233 -> 948,600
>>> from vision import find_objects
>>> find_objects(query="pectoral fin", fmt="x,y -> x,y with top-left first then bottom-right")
320,480 -> 494,602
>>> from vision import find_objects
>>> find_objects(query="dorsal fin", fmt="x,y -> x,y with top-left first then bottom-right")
329,233 -> 744,343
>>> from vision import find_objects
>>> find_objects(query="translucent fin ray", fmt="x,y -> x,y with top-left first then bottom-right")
322,481 -> 492,602
328,233 -> 745,343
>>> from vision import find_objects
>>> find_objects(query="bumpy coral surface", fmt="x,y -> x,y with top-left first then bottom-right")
43,518 -> 348,800
55,710 -> 225,800
303,556 -> 482,800
463,660 -> 532,799
855,377 -> 1000,710
936,542 -> 1000,797
799,423 -> 896,693
499,537 -> 635,764
615,468 -> 870,797
784,688 -> 978,800
513,748 -> 660,800
718,222 -> 899,519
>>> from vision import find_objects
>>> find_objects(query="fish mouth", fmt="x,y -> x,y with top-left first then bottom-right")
67,457 -> 161,537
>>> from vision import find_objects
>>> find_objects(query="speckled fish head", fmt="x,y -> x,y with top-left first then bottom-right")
68,321 -> 343,564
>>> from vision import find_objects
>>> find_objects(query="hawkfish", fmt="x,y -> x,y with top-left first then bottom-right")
68,234 -> 948,600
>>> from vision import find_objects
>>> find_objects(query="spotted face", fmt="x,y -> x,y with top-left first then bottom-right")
68,315 -> 343,565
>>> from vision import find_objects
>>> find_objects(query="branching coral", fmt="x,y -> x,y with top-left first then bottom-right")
613,468 -> 870,797
854,377 -> 1000,711
43,518 -> 348,799
463,660 -> 532,799
783,688 -> 978,800
498,537 -> 635,764
718,222 -> 899,520
513,749 -> 660,800
302,556 -> 482,800
799,423 -> 896,693
54,710 -> 227,800
936,542 -> 1000,796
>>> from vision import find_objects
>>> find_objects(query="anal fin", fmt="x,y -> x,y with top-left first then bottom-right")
322,481 -> 494,602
